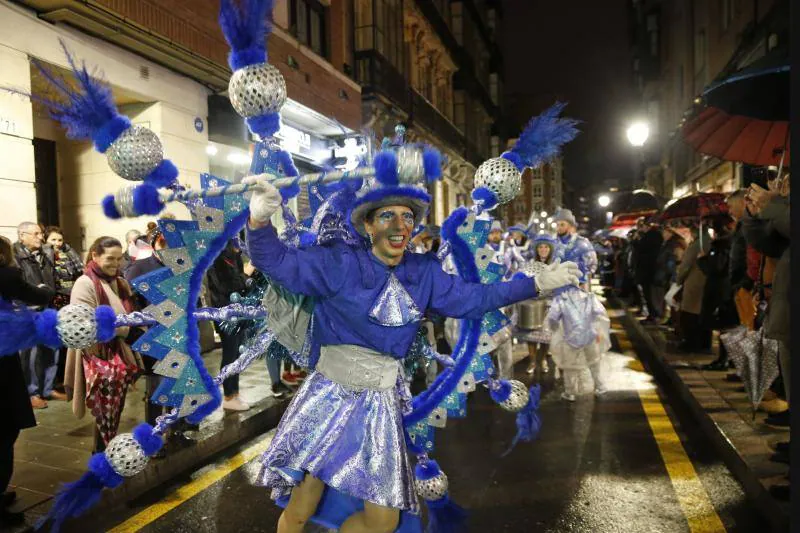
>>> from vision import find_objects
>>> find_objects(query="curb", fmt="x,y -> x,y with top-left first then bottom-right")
612,296 -> 789,533
21,396 -> 289,531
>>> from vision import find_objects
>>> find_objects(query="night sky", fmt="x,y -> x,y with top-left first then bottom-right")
502,0 -> 639,192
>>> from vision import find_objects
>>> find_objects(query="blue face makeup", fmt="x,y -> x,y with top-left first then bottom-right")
376,210 -> 414,228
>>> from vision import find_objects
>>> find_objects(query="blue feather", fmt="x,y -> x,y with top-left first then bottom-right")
246,113 -> 281,137
373,150 -> 399,186
219,0 -> 274,69
502,384 -> 542,457
470,186 -> 498,210
426,495 -> 468,533
101,194 -> 122,219
27,41 -> 127,152
489,379 -> 512,404
133,423 -> 164,456
35,309 -> 61,349
506,101 -> 580,171
0,306 -> 41,354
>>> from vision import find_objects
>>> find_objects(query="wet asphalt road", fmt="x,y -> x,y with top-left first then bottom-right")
72,308 -> 763,533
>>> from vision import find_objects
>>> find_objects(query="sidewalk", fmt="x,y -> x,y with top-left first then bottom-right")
613,296 -> 790,533
8,348 -> 290,532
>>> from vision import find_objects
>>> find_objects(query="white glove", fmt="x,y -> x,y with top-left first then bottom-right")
534,261 -> 581,292
242,174 -> 281,225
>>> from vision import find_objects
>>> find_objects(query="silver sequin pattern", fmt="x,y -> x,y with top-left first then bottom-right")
55,304 -> 97,349
105,433 -> 149,477
228,63 -> 287,118
473,156 -> 522,205
114,185 -> 139,218
396,146 -> 425,184
499,379 -> 530,412
415,470 -> 448,501
106,126 -> 163,181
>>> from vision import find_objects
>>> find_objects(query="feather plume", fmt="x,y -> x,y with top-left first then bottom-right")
219,0 -> 274,69
504,101 -> 580,171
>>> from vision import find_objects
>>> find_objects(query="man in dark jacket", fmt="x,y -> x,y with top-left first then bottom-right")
651,226 -> 686,323
634,220 -> 664,323
206,239 -> 250,411
13,222 -> 62,409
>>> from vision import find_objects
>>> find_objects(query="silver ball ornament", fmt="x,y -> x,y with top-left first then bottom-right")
473,156 -> 522,206
415,471 -> 448,501
55,304 -> 98,350
228,63 -> 287,118
396,146 -> 425,185
499,380 -> 530,412
106,126 -> 164,181
105,433 -> 149,477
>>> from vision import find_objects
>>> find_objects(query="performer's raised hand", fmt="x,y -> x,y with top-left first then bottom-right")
534,261 -> 581,292
242,174 -> 282,228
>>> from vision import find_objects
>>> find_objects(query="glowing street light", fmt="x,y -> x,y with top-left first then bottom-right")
540,210 -> 547,218
598,194 -> 611,207
206,144 -> 218,156
626,121 -> 650,147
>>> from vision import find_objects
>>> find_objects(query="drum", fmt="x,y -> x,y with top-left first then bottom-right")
518,299 -> 548,330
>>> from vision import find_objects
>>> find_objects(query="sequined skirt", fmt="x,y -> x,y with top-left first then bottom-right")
255,368 -> 420,518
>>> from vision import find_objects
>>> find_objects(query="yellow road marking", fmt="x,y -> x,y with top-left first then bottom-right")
108,434 -> 273,533
612,321 -> 727,532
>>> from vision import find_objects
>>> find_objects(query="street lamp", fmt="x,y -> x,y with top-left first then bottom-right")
626,121 -> 650,147
598,194 -> 611,208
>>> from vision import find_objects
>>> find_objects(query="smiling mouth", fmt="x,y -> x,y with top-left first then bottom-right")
388,235 -> 406,248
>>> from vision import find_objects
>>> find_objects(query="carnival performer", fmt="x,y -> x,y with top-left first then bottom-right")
515,233 -> 557,377
548,209 -> 610,401
243,173 -> 580,532
503,224 -> 531,273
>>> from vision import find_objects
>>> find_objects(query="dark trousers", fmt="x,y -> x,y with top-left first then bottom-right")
650,285 -> 667,319
219,329 -> 244,397
679,311 -> 712,351
144,375 -> 163,427
20,345 -> 59,398
0,430 -> 19,495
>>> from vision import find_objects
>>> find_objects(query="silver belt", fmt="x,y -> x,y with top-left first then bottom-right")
316,344 -> 399,391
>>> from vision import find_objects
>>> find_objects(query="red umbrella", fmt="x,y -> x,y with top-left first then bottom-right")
660,192 -> 728,224
609,210 -> 658,229
682,107 -> 790,167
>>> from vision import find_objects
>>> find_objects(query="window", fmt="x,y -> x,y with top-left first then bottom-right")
533,184 -> 543,198
291,0 -> 328,57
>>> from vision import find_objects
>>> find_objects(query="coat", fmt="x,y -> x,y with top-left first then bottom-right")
633,230 -> 663,284
206,243 -> 248,308
0,266 -> 54,433
697,234 -> 739,330
653,235 -> 686,288
12,242 -> 56,306
677,238 -> 709,315
742,196 -> 790,343
64,275 -> 143,419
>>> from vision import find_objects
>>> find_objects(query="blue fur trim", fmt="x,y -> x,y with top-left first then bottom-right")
27,41 -> 122,143
502,384 -> 542,457
426,495 -> 468,533
373,150 -> 399,186
489,379 -> 512,403
246,113 -> 281,137
133,423 -> 163,456
470,187 -> 498,210
414,459 -> 442,481
185,210 -> 251,424
94,305 -> 117,343
280,178 -> 300,201
351,185 -> 431,212
423,148 -> 442,182
276,148 -> 299,177
219,0 -> 274,68
101,194 -> 122,219
35,309 -> 61,349
41,453 -> 122,532
501,151 -> 524,171
144,159 -> 179,188
230,47 -> 267,71
405,433 -> 425,455
440,208 -> 479,282
132,183 -> 166,216
511,272 -> 527,281
93,116 -> 131,153
0,306 -> 40,354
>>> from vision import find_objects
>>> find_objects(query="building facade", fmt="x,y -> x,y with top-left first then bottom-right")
353,0 -> 508,226
629,0 -> 787,200
495,156 -> 564,231
0,0 -> 361,246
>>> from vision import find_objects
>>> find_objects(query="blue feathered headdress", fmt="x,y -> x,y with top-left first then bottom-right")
219,0 -> 275,70
501,102 -> 580,172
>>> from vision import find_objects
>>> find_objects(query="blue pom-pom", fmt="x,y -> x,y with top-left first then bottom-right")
373,150 -> 398,186
489,379 -> 512,404
144,159 -> 179,188
470,187 -> 498,209
133,423 -> 163,456
101,194 -> 122,219
93,116 -> 131,153
229,47 -> 267,71
423,148 -> 442,182
414,460 -> 443,481
87,452 -> 124,489
132,183 -> 165,216
501,151 -> 524,171
246,113 -> 281,137
34,309 -> 61,349
94,305 -> 116,343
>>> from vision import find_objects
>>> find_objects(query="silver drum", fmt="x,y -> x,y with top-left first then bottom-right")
518,299 -> 548,330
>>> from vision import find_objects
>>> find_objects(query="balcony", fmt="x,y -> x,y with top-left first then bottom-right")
409,90 -> 465,154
